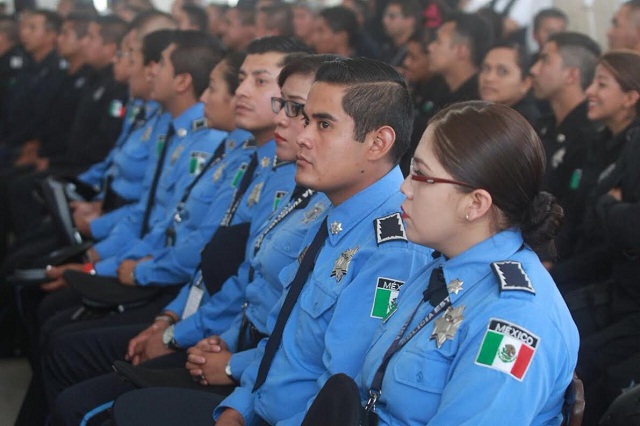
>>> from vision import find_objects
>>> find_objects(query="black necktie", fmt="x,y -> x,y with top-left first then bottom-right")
253,217 -> 329,391
141,124 -> 174,237
220,152 -> 259,226
422,266 -> 448,307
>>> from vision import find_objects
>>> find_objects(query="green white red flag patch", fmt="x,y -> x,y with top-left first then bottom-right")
475,318 -> 539,381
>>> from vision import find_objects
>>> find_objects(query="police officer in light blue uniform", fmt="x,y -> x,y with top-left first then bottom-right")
76,100 -> 161,206
93,101 -> 227,276
214,58 -> 431,426
352,102 -> 579,425
124,137 -> 296,286
169,190 -> 330,352
89,109 -> 171,240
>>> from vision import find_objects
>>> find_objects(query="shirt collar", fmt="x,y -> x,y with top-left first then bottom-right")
171,102 -> 205,138
439,229 -> 525,304
325,165 -> 404,245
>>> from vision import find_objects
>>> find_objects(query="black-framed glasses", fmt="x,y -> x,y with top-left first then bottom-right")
409,158 -> 475,189
271,97 -> 305,118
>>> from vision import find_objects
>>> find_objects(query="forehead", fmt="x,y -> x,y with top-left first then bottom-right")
437,22 -> 455,38
281,73 -> 314,97
240,52 -> 285,73
485,47 -> 517,63
306,82 -> 346,113
541,40 -> 559,57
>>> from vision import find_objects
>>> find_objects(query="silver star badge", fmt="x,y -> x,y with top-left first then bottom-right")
177,128 -> 187,137
331,246 -> 359,282
330,221 -> 342,235
447,279 -> 463,295
260,156 -> 270,168
247,182 -> 264,207
431,305 -> 465,348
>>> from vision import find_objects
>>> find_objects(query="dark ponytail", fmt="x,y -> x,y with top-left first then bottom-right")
520,191 -> 564,255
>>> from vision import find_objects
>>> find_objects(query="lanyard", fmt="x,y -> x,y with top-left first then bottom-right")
247,187 -> 315,282
165,140 -> 226,246
365,295 -> 452,413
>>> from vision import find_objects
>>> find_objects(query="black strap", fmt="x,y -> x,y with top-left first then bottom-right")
165,140 -> 227,246
365,267 -> 450,412
253,217 -> 329,391
141,124 -> 174,237
220,152 -> 258,227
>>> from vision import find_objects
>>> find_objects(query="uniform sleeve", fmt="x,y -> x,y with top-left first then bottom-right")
92,197 -> 147,259
173,268 -> 248,348
427,304 -> 575,425
278,245 -> 425,426
163,282 -> 193,318
89,203 -> 136,240
228,348 -> 261,382
77,151 -> 114,188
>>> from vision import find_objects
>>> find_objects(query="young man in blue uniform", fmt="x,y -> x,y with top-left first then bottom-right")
102,57 -> 431,426
46,38 -> 311,426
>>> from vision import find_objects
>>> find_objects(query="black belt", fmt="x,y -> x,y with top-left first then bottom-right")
237,313 -> 268,352
256,416 -> 270,426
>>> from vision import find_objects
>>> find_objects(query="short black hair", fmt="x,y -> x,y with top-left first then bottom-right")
32,9 -> 63,33
181,4 -> 208,32
245,35 -> 312,56
222,51 -> 246,95
258,3 -> 294,37
319,6 -> 359,47
171,30 -> 227,97
445,11 -> 494,67
278,53 -> 340,87
386,0 -> 422,20
548,31 -> 601,90
94,15 -> 128,45
314,57 -> 413,164
487,41 -> 533,80
142,29 -> 174,64
127,9 -> 176,39
233,5 -> 256,26
533,8 -> 568,32
64,12 -> 93,39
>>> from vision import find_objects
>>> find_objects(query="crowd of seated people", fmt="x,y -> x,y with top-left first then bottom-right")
1,0 -> 640,424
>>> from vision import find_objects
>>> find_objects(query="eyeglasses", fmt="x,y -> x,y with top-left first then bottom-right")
271,97 -> 305,118
409,158 -> 475,189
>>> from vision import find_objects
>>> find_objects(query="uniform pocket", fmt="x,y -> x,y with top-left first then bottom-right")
393,350 -> 449,394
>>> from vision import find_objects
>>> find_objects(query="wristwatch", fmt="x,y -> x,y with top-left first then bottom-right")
225,360 -> 238,384
162,325 -> 182,350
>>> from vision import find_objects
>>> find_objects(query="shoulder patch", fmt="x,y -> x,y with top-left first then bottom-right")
371,277 -> 404,319
192,117 -> 207,131
475,318 -> 539,381
374,213 -> 407,245
491,261 -> 535,294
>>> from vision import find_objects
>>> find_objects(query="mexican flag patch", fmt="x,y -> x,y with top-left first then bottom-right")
371,277 -> 404,319
475,319 -> 539,381
109,100 -> 125,118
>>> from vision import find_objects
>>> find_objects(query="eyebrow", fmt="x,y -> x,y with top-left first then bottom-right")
251,69 -> 275,76
311,112 -> 337,122
413,156 -> 432,172
283,94 -> 306,102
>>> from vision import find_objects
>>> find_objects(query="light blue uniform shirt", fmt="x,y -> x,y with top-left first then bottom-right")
93,103 -> 227,276
359,229 -> 579,425
216,166 -> 432,426
89,109 -> 170,240
171,190 -> 330,380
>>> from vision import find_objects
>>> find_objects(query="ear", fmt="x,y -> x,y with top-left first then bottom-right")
463,188 -> 493,222
520,75 -> 533,95
367,125 -> 396,162
565,66 -> 581,88
174,72 -> 194,96
623,90 -> 640,110
455,42 -> 470,62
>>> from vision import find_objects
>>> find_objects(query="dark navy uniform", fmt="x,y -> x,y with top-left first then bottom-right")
536,100 -> 600,261
0,49 -> 65,156
0,44 -> 30,121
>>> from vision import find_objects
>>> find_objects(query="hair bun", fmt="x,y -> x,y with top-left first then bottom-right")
521,191 -> 564,255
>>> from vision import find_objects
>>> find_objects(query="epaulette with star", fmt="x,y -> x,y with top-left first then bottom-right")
491,261 -> 535,294
374,212 -> 407,245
